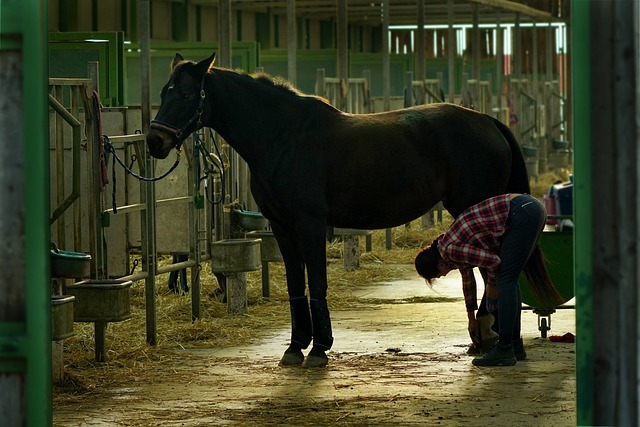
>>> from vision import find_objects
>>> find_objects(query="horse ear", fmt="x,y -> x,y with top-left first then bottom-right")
171,53 -> 184,71
197,52 -> 216,74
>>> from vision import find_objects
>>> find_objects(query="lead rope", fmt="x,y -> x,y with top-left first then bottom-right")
103,135 -> 181,213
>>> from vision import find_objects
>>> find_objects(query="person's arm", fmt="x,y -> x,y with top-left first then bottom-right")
460,267 -> 480,345
460,267 -> 478,312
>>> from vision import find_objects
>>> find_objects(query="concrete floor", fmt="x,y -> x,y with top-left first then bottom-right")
54,267 -> 577,426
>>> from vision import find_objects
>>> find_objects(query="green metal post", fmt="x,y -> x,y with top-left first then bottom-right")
571,1 -> 592,425
0,0 -> 50,426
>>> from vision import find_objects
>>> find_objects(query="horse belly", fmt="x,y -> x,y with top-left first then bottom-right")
326,169 -> 441,230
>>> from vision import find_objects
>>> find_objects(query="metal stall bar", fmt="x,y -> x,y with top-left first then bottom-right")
0,0 -> 50,425
139,0 -> 158,346
103,133 -> 210,319
48,91 -> 82,225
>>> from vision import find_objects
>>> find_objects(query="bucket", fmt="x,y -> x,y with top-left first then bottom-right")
231,209 -> 268,231
51,249 -> 91,278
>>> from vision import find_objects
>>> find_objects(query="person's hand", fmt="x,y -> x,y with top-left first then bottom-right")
467,311 -> 480,346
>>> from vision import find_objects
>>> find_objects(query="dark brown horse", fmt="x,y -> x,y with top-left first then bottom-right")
146,53 -> 534,367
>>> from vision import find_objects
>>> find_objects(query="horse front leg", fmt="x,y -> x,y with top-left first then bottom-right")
297,220 -> 333,368
271,222 -> 312,366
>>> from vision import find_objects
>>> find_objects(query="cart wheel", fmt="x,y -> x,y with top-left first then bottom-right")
540,317 -> 548,339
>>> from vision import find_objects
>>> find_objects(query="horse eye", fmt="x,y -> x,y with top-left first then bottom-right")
167,84 -> 174,92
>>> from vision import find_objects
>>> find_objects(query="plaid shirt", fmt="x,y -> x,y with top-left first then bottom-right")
437,194 -> 512,311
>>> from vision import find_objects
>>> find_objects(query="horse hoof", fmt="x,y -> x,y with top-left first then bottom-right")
279,350 -> 304,366
302,354 -> 328,368
302,348 -> 328,368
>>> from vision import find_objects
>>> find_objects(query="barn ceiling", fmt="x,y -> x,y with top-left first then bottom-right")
189,0 -> 567,26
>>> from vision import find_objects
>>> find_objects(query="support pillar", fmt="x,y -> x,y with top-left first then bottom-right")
0,0 -> 50,425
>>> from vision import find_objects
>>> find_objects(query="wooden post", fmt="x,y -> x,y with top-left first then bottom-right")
472,3 -> 480,81
0,49 -> 27,426
447,0 -> 455,102
415,0 -> 425,83
226,273 -> 248,314
343,235 -> 360,271
287,0 -> 296,85
496,11 -> 504,116
584,1 -> 639,424
382,0 -> 390,111
218,0 -> 232,68
337,0 -> 348,110
1,0 -> 50,418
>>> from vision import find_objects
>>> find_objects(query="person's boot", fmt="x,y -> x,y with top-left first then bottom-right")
280,297 -> 312,366
472,342 -> 517,366
512,337 -> 527,361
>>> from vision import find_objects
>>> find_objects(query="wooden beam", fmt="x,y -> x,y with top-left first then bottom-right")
466,0 -> 561,22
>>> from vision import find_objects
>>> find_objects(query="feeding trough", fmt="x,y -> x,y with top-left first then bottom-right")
51,248 -> 91,278
211,238 -> 262,274
211,238 -> 262,313
246,231 -> 283,299
66,280 -> 132,322
246,231 -> 282,263
51,295 -> 75,341
66,280 -> 133,362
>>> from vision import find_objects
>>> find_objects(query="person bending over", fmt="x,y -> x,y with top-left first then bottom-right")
415,193 -> 564,366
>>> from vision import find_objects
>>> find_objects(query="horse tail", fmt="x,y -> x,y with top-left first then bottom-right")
492,118 -> 531,194
492,118 -> 565,309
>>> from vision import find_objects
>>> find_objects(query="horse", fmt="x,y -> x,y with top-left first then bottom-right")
146,52 -> 534,368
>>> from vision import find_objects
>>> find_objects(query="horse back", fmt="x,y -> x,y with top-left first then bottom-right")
320,104 -> 514,222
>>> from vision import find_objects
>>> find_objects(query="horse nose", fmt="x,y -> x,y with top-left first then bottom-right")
146,131 -> 170,159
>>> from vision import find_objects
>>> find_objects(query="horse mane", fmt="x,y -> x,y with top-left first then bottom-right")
173,60 -> 334,108
253,73 -> 303,96
228,68 -> 332,106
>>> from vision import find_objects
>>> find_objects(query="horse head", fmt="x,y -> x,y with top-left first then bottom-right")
146,52 -> 216,159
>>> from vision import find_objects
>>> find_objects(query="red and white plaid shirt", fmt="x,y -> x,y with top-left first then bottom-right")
437,194 -> 512,311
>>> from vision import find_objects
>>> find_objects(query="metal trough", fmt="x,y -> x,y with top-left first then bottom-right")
66,280 -> 132,322
246,231 -> 283,299
211,238 -> 262,274
246,231 -> 283,262
51,295 -> 75,341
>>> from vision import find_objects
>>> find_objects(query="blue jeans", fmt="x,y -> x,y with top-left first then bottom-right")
496,194 -> 546,344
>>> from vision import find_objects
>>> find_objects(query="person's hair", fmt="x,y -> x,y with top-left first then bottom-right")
415,239 -> 442,286
523,245 -> 567,309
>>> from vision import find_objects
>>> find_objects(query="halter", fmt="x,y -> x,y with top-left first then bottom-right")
150,75 -> 207,150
